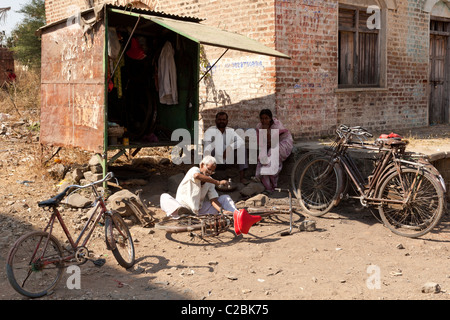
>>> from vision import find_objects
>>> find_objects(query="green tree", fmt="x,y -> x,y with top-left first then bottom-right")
10,0 -> 45,69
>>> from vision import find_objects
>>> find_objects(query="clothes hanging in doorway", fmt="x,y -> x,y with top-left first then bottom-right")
158,41 -> 178,105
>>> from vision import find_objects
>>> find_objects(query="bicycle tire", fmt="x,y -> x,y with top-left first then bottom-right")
105,212 -> 135,269
155,215 -> 204,234
291,151 -> 323,198
6,231 -> 64,298
377,168 -> 445,238
297,157 -> 343,217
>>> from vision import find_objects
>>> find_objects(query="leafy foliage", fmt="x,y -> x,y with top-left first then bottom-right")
10,0 -> 45,69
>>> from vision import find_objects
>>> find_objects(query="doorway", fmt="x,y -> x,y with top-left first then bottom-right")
429,18 -> 450,124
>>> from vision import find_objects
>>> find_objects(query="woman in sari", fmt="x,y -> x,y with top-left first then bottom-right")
255,109 -> 293,192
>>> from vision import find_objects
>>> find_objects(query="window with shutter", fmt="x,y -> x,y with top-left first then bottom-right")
338,6 -> 380,87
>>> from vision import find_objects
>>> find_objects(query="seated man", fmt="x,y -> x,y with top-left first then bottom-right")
160,156 -> 237,218
204,111 -> 249,184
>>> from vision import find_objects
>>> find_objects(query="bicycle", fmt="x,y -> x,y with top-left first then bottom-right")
155,188 -> 299,238
5,172 -> 135,298
295,124 -> 447,238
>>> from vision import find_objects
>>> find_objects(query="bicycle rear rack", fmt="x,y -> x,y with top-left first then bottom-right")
199,214 -> 232,237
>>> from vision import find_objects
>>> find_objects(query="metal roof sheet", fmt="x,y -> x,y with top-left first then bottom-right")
110,8 -> 291,59
36,3 -> 202,35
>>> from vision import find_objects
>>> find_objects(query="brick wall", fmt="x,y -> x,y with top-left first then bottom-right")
43,0 -> 435,139
335,0 -> 429,136
157,0 -> 432,138
45,0 -> 158,24
275,0 -> 339,139
156,0 -> 278,132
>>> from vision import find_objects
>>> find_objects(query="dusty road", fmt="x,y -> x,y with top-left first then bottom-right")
0,122 -> 449,304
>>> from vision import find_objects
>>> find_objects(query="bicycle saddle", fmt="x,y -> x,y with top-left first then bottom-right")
38,186 -> 73,208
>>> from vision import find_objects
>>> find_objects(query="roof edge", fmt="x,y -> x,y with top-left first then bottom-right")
36,3 -> 203,36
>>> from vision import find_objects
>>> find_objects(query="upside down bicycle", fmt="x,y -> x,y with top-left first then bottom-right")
155,188 -> 299,238
292,125 -> 446,238
6,172 -> 135,298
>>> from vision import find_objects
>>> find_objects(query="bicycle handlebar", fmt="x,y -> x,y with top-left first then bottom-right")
337,124 -> 373,138
38,172 -> 117,207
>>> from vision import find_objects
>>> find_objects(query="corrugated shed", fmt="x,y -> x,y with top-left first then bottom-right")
37,3 -> 203,35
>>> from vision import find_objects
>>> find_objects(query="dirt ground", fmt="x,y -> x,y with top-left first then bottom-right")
0,120 -> 449,303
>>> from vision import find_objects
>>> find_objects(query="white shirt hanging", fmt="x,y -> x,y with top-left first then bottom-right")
158,41 -> 178,105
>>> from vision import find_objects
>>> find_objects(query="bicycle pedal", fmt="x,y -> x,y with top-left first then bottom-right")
91,258 -> 106,267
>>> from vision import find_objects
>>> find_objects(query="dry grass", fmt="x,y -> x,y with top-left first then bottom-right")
0,65 -> 41,122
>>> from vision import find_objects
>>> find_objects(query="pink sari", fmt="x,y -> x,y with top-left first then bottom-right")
256,118 -> 293,192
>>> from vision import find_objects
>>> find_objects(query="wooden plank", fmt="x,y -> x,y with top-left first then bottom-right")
339,31 -> 354,85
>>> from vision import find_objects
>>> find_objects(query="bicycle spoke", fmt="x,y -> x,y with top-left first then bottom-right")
7,232 -> 64,298
378,169 -> 444,237
298,158 -> 341,216
105,212 -> 135,269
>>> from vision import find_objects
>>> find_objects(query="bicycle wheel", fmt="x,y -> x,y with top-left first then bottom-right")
377,168 -> 445,238
291,151 -> 323,198
155,215 -> 204,233
6,231 -> 64,298
105,212 -> 135,269
297,157 -> 343,217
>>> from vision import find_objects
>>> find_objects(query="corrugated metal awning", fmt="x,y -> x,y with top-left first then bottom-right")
110,8 -> 290,60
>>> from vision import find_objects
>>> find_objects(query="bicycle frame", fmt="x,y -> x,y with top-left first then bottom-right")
295,125 -> 446,238
6,172 -> 136,298
328,133 -> 425,207
53,199 -> 106,247
35,179 -> 116,268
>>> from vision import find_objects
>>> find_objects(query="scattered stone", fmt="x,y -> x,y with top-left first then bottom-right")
245,194 -> 268,207
65,193 -> 92,208
88,155 -> 102,167
240,182 -> 265,197
83,171 -> 103,182
299,220 -> 316,231
48,163 -> 66,180
72,167 -> 85,183
396,243 -> 405,250
90,164 -> 103,174
390,269 -> 403,277
267,268 -> 282,276
421,282 -> 441,294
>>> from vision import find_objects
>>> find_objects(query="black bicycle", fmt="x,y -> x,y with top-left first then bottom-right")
294,125 -> 446,238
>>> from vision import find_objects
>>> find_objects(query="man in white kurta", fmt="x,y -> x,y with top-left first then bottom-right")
160,156 -> 237,218
204,112 -> 249,184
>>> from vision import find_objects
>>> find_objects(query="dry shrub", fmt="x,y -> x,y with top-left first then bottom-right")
0,65 -> 41,122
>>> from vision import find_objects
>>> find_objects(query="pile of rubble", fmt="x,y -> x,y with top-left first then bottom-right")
0,113 -> 40,143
